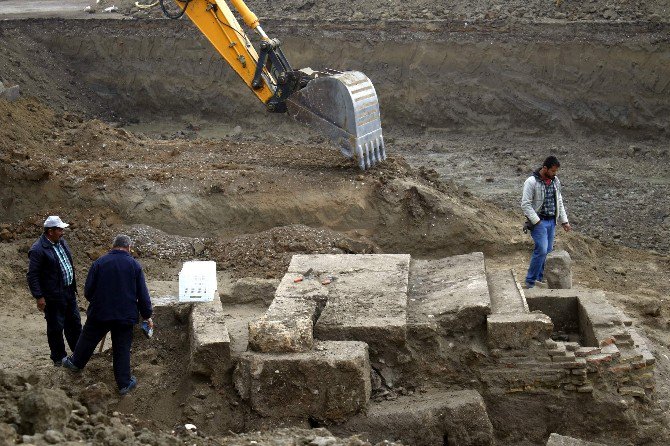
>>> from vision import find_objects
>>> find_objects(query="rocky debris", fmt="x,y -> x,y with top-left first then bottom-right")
79,382 -> 112,414
2,369 -> 392,446
212,225 -> 377,279
18,387 -> 72,434
127,224 -> 208,261
545,250 -> 573,289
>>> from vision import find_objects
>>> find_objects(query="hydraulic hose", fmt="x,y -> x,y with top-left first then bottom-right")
159,0 -> 190,19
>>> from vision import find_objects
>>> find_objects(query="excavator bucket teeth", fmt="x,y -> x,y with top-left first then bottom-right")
286,71 -> 386,170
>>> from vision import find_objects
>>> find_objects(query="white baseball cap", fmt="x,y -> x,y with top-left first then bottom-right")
43,216 -> 70,229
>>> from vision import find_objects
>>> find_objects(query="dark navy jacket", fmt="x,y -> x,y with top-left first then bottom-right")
84,250 -> 152,324
27,235 -> 77,302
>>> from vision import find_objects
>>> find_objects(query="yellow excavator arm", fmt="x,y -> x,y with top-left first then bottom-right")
170,0 -> 386,169
174,0 -> 273,104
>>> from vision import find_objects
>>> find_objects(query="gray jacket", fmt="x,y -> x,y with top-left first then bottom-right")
521,173 -> 569,225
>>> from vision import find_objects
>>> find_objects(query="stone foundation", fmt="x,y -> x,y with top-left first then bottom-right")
335,389 -> 494,446
233,341 -> 371,422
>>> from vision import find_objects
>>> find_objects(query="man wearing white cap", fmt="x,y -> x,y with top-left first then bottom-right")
27,216 -> 82,366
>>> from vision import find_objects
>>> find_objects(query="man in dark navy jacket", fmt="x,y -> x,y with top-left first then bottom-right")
27,216 -> 82,366
63,234 -> 153,395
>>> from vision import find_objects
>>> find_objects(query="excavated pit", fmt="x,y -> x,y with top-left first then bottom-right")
5,19 -> 669,136
1,13 -> 670,446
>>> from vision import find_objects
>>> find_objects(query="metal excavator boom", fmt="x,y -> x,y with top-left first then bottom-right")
167,0 -> 386,169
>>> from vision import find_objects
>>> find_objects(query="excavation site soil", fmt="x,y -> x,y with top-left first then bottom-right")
0,0 -> 669,445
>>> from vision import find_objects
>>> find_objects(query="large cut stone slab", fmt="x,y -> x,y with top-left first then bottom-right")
189,301 -> 231,383
234,341 -> 371,422
248,296 -> 317,353
487,269 -> 529,314
335,389 -> 494,446
409,252 -> 491,333
487,313 -> 553,349
281,254 -> 410,351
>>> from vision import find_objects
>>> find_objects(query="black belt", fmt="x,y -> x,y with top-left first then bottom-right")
539,214 -> 555,220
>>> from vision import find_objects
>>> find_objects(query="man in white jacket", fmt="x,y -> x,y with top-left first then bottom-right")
521,156 -> 572,288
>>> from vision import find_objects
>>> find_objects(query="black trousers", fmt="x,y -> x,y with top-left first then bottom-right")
44,288 -> 82,363
71,319 -> 134,389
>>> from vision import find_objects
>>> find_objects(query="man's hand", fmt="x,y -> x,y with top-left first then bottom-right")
562,222 -> 572,232
144,318 -> 154,329
36,297 -> 46,312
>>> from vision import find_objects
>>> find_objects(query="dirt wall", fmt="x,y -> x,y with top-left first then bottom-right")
5,19 -> 669,137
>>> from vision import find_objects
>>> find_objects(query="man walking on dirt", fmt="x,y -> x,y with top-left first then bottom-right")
63,234 -> 153,396
521,156 -> 572,289
27,216 -> 82,366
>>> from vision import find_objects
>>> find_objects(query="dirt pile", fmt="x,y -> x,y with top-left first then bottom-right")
1,369 -> 390,446
0,96 -> 525,258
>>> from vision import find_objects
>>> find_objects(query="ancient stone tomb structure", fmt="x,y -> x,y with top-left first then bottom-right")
164,253 -> 655,446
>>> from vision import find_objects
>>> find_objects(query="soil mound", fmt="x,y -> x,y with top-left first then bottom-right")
1,369 -> 388,446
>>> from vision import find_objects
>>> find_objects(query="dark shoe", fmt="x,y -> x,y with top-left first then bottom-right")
53,357 -> 65,367
522,282 -> 534,290
119,376 -> 137,396
62,357 -> 81,372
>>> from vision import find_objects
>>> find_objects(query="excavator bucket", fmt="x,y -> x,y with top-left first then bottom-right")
286,71 -> 386,170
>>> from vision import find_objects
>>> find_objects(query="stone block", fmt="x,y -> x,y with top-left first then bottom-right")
189,301 -> 231,383
248,296 -> 317,353
487,269 -> 528,314
544,250 -> 572,289
2,85 -> 20,102
151,295 -> 193,323
233,341 -> 370,422
548,344 -> 567,356
487,313 -> 553,349
575,347 -> 601,357
336,389 -> 494,446
409,252 -> 491,334
619,386 -> 645,398
586,353 -> 614,365
629,328 -> 656,365
552,352 -> 576,363
220,277 -> 279,305
283,254 -> 410,352
576,385 -> 594,393
600,344 -> 620,358
547,433 -> 607,445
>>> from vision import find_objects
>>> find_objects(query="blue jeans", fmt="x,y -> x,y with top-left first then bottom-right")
71,320 -> 134,389
525,218 -> 556,286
